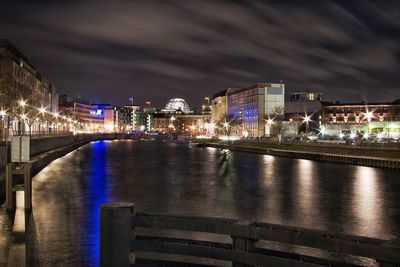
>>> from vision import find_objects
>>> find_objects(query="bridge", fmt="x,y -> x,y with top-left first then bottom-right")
100,203 -> 400,267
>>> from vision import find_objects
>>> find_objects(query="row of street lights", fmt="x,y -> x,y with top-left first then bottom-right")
0,98 -> 82,136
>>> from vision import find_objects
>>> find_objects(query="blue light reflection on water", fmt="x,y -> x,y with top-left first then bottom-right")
24,140 -> 400,267
85,140 -> 109,266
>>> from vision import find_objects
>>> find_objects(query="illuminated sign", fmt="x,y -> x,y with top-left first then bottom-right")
90,108 -> 104,116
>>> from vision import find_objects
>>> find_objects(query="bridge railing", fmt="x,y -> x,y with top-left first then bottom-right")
100,203 -> 400,267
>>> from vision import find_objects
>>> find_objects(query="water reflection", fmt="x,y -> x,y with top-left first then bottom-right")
8,140 -> 399,266
85,141 -> 110,266
352,166 -> 383,237
295,159 -> 319,226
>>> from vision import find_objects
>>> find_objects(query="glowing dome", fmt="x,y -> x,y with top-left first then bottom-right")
165,98 -> 191,113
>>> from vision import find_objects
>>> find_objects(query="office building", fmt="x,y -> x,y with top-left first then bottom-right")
0,39 -> 58,137
227,83 -> 285,137
321,100 -> 400,138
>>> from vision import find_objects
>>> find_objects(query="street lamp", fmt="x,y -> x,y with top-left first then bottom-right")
302,114 -> 312,133
38,106 -> 46,114
0,109 -> 6,140
18,99 -> 27,107
363,110 -> 374,122
223,120 -> 230,129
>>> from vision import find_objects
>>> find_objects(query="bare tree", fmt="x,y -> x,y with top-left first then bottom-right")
265,105 -> 291,143
217,114 -> 243,141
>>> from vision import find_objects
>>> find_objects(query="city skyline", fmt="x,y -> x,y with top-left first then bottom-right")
1,1 -> 399,107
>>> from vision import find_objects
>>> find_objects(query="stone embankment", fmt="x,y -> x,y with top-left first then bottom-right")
206,142 -> 400,170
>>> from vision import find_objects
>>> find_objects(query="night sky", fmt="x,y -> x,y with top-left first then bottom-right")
1,0 -> 399,108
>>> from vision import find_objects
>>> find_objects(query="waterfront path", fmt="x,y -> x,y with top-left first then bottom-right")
199,141 -> 400,169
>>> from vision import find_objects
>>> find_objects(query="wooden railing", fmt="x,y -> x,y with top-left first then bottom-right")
100,203 -> 400,267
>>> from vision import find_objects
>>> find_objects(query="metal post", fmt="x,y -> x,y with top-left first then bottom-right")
24,163 -> 32,210
6,163 -> 15,211
100,202 -> 135,267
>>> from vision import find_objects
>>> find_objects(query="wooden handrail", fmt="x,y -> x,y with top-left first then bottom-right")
132,213 -> 400,263
100,203 -> 400,267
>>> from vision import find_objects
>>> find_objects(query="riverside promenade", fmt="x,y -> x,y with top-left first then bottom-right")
199,140 -> 400,170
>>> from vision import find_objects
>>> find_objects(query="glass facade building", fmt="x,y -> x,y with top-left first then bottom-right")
227,83 -> 284,137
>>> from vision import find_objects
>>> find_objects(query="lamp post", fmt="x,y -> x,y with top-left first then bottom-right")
0,109 -> 6,140
38,106 -> 46,136
18,99 -> 27,136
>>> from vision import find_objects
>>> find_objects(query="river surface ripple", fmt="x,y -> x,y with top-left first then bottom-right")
1,140 -> 399,266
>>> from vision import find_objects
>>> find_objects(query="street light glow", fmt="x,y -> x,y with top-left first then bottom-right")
0,109 -> 6,116
363,110 -> 374,122
39,106 -> 46,114
319,127 -> 325,135
223,121 -> 230,129
19,99 -> 27,107
303,115 -> 311,123
21,113 -> 27,120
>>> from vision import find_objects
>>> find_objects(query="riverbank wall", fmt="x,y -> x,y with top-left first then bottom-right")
0,133 -> 130,203
207,143 -> 400,170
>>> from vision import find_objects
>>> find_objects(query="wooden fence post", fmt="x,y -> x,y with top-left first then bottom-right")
24,163 -> 32,210
5,163 -> 15,212
231,221 -> 257,267
100,202 -> 135,267
231,236 -> 257,267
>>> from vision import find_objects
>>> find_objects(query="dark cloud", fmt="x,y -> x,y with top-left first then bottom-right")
1,0 -> 399,107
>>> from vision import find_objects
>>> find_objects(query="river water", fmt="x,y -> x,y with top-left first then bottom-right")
1,140 -> 400,266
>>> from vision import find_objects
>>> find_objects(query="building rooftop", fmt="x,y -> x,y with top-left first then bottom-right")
0,39 -> 35,69
212,90 -> 227,100
227,83 -> 283,95
322,101 -> 400,107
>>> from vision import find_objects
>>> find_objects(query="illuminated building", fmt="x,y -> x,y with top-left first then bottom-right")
153,113 -> 211,135
201,96 -> 211,115
211,90 -> 228,124
227,83 -> 285,137
117,105 -> 143,131
285,91 -> 322,132
321,100 -> 400,138
0,39 -> 58,137
59,95 -> 104,132
164,98 -> 191,114
95,104 -> 118,132
143,103 -> 155,131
